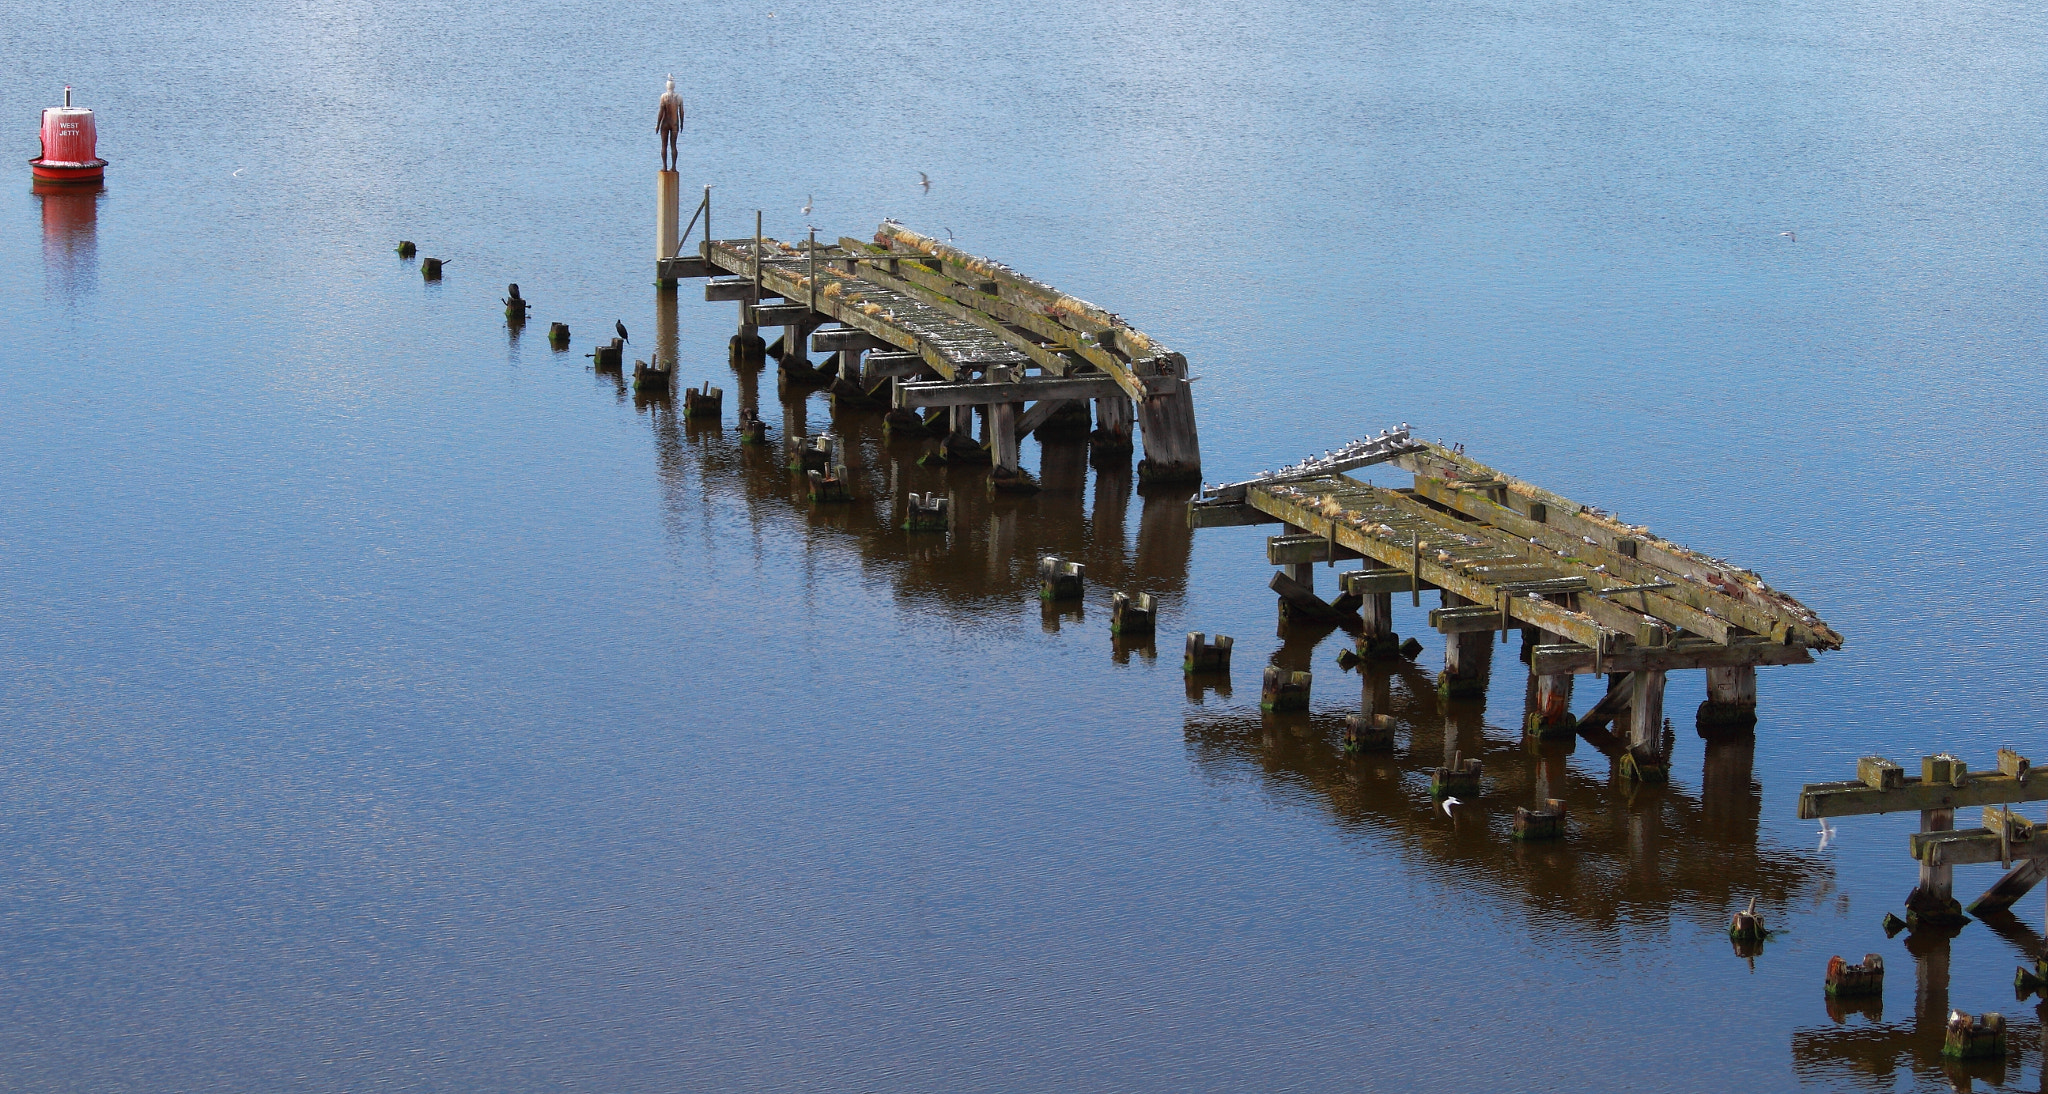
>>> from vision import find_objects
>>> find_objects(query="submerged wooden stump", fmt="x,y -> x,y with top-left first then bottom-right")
1260,666 -> 1311,712
1513,798 -> 1568,841
902,492 -> 948,532
395,240 -> 417,257
591,339 -> 623,373
738,409 -> 769,446
682,382 -> 723,419
632,359 -> 671,394
883,407 -> 928,439
1110,591 -> 1157,636
1430,752 -> 1482,799
1942,1012 -> 2004,1060
1342,713 -> 1394,753
1038,556 -> 1084,602
1727,897 -> 1765,941
807,466 -> 853,504
548,322 -> 571,348
1183,632 -> 1233,674
1824,953 -> 1884,997
420,257 -> 445,280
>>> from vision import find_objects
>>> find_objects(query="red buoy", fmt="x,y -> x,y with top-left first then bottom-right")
30,87 -> 106,183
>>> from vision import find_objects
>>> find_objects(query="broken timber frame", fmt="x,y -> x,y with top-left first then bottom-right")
666,208 -> 1201,485
1191,437 -> 1842,778
1800,750 -> 2047,926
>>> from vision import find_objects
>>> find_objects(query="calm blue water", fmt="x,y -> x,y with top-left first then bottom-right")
3,0 -> 2045,1089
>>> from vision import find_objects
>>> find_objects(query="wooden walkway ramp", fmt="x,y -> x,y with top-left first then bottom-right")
1192,436 -> 1842,780
666,216 -> 1200,488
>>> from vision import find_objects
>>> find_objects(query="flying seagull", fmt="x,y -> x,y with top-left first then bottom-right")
943,227 -> 954,241
1816,817 -> 1837,852
803,194 -> 813,215
1441,796 -> 1462,817
616,320 -> 629,343
919,171 -> 931,192
1780,231 -> 1796,241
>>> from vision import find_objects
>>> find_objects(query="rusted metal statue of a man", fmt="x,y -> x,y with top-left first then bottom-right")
657,76 -> 685,171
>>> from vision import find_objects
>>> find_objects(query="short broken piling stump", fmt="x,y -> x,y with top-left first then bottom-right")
420,257 -> 445,280
547,322 -> 570,348
592,338 -> 623,373
1183,632 -> 1233,674
1038,556 -> 1084,602
807,466 -> 853,504
632,360 -> 671,394
730,328 -> 766,369
395,240 -> 416,257
1110,592 -> 1157,636
903,492 -> 948,532
1513,798 -> 1568,841
738,409 -> 769,445
1621,746 -> 1667,784
1942,1011 -> 2004,1060
1342,713 -> 1394,753
1260,666 -> 1311,712
1728,898 -> 1765,941
1430,752 -> 1482,799
786,433 -> 832,475
1824,954 -> 1884,998
682,382 -> 723,419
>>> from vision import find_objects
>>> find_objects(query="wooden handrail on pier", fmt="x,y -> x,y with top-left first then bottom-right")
669,216 -> 1202,486
1192,439 -> 1842,781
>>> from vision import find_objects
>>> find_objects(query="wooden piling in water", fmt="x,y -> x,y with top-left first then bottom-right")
1038,556 -> 1084,601
1260,666 -> 1311,712
1513,798 -> 1568,841
902,492 -> 948,531
1110,591 -> 1156,636
1183,632 -> 1232,674
1342,712 -> 1394,752
1942,1012 -> 2004,1059
1430,751 -> 1482,798
682,382 -> 723,419
1699,665 -> 1758,738
1824,953 -> 1884,997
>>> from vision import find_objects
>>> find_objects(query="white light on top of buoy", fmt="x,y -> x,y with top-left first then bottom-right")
31,86 -> 107,184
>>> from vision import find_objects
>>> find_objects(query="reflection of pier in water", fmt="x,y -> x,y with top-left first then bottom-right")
1185,649 -> 1835,936
627,287 -> 1193,617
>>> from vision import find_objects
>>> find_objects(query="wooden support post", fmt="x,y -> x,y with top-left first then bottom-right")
1527,661 -> 1576,739
1038,556 -> 1084,601
1438,593 -> 1490,700
1908,804 -> 1966,928
1620,669 -> 1667,782
1135,379 -> 1200,484
1260,666 -> 1312,712
1110,592 -> 1157,636
1285,563 -> 1314,593
1699,664 -> 1758,738
656,170 -> 680,285
1183,632 -> 1233,674
1091,395 -> 1134,461
990,402 -> 1036,493
1356,563 -> 1399,661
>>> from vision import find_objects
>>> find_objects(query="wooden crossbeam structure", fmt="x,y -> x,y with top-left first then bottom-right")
1191,438 -> 1842,779
1800,750 -> 2047,926
671,214 -> 1202,485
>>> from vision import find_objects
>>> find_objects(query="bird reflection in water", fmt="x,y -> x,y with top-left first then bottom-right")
35,178 -> 102,301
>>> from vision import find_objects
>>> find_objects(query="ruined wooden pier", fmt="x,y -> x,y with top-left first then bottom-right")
655,183 -> 1200,489
1801,750 -> 2048,929
1191,434 -> 1843,782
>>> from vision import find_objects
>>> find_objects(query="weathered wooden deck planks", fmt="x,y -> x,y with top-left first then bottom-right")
1192,437 -> 1842,780
673,212 -> 1202,487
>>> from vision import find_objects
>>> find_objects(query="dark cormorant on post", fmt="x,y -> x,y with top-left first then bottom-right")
616,319 -> 630,343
